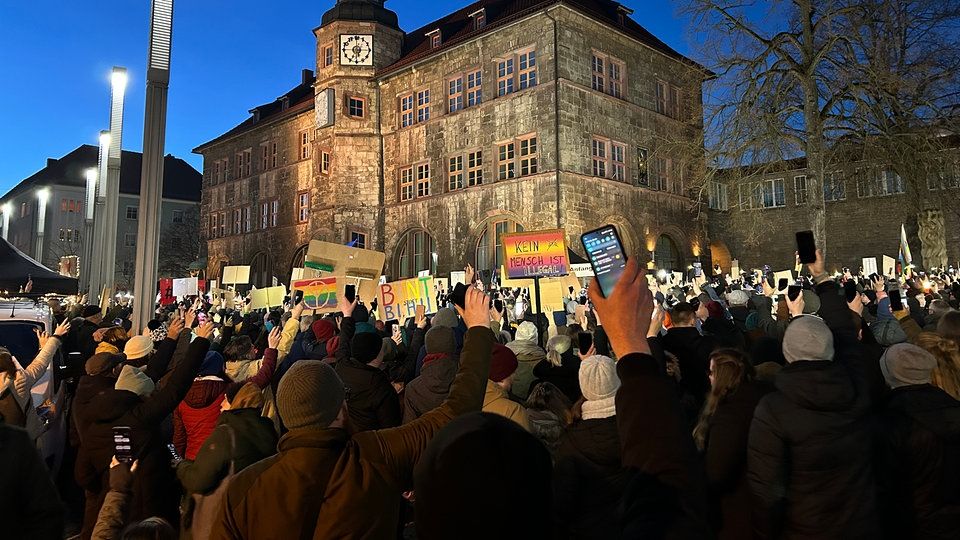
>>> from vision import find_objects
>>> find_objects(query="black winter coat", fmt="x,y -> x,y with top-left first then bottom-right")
553,415 -> 631,539
661,327 -> 718,411
533,350 -> 582,403
877,385 -> 960,540
0,423 -> 63,540
336,358 -> 401,432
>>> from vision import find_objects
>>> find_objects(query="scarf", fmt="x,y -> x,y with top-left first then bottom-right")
580,396 -> 616,420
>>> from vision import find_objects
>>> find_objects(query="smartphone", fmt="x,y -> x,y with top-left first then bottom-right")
778,278 -> 789,292
450,283 -> 467,309
788,285 -> 802,301
197,312 -> 208,325
581,225 -> 628,298
113,426 -> 133,463
889,288 -> 904,311
577,332 -> 593,355
844,281 -> 859,303
796,230 -> 817,264
293,289 -> 304,305
344,284 -> 356,303
494,299 -> 504,313
166,443 -> 182,466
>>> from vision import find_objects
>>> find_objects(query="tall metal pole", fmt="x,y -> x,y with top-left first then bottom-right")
88,130 -> 111,299
35,188 -> 50,265
132,0 -> 174,331
98,67 -> 127,296
81,167 -> 98,294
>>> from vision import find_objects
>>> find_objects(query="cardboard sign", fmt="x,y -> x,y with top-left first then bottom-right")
773,270 -> 794,289
305,240 -> 384,302
501,229 -> 569,279
222,266 -> 251,285
378,276 -> 437,322
862,257 -> 878,276
158,278 -> 176,306
882,255 -> 896,277
172,277 -> 198,298
291,278 -> 339,312
434,278 -> 449,294
249,285 -> 287,310
731,259 -> 740,278
450,271 -> 466,286
570,262 -> 594,277
210,288 -> 236,307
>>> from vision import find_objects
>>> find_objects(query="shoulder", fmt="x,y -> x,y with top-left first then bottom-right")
223,452 -> 282,505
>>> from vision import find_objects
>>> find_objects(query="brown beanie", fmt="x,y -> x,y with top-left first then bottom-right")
277,360 -> 345,429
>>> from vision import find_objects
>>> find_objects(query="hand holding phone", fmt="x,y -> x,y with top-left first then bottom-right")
581,225 -> 628,298
113,426 -> 133,463
344,284 -> 356,303
796,230 -> 817,264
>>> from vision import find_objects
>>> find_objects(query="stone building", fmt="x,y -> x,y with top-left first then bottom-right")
194,0 -> 709,287
705,153 -> 960,273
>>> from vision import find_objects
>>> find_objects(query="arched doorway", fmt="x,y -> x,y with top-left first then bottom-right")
249,251 -> 273,288
654,235 -> 681,271
709,241 -> 732,273
475,218 -> 524,275
290,244 -> 309,276
395,230 -> 436,279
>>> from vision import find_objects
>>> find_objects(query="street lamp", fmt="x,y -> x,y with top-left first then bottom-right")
88,130 -> 112,298
0,202 -> 11,241
35,188 -> 50,263
98,66 -> 128,294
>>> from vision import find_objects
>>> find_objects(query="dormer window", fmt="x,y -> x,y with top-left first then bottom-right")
470,9 -> 486,30
250,108 -> 261,123
280,96 -> 290,110
616,5 -> 633,25
427,29 -> 441,49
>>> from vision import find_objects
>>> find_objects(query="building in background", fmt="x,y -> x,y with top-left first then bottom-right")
194,0 -> 709,287
0,145 -> 202,291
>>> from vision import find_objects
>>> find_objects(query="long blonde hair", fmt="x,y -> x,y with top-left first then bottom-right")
914,332 -> 960,400
693,349 -> 754,451
545,335 -> 572,367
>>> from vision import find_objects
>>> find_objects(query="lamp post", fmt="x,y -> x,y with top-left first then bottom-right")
81,167 -> 98,291
0,202 -> 10,241
132,0 -> 174,331
35,188 -> 50,264
88,130 -> 111,298
97,67 -> 127,296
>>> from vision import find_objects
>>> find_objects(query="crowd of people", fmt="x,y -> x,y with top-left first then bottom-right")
3,246 -> 960,539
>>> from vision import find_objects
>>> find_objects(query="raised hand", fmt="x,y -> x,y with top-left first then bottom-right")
338,292 -> 359,318
267,325 -> 281,349
578,343 -> 596,361
786,289 -> 806,317
54,319 -> 71,337
588,258 -> 653,357
460,286 -> 491,329
184,307 -> 198,329
464,263 -> 475,286
34,328 -> 50,349
195,321 -> 215,340
166,317 -> 184,339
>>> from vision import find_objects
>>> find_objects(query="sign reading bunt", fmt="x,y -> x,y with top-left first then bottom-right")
291,278 -> 339,312
501,229 -> 569,279
377,276 -> 437,323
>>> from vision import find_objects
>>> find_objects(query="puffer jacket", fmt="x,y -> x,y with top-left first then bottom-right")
482,380 -> 531,431
402,353 -> 458,423
0,335 -> 60,441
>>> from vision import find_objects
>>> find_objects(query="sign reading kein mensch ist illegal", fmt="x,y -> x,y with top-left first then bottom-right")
501,229 -> 569,279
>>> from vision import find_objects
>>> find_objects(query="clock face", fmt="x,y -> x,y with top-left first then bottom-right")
340,34 -> 374,66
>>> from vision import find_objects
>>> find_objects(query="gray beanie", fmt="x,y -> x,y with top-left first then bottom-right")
431,307 -> 459,329
425,326 -> 456,355
879,343 -> 937,389
782,316 -> 834,363
871,319 -> 908,347
277,360 -> 345,429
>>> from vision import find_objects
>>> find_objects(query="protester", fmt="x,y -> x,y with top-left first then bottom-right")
506,320 -> 546,400
532,334 -> 582,403
403,325 -> 458,423
0,319 -> 69,439
0,420 -> 64,540
523,381 -> 572,458
660,301 -> 717,421
482,343 -> 532,431
913,331 -> 960,400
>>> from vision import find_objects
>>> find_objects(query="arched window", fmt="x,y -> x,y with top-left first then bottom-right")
475,219 -> 523,274
249,251 -> 273,288
396,230 -> 436,279
654,235 -> 681,271
290,244 -> 309,274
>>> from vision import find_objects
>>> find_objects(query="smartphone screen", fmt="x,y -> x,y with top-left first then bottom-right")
788,285 -> 802,301
778,278 -> 789,291
344,284 -> 356,303
889,288 -> 904,311
293,289 -> 304,304
796,230 -> 817,264
113,426 -> 133,463
581,225 -> 627,298
577,332 -> 593,355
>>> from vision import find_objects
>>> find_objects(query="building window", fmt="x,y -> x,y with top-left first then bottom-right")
396,230 -> 437,279
611,143 -> 626,181
448,156 -> 464,191
73,229 -> 81,242
637,147 -> 649,186
260,202 -> 269,229
244,149 -> 252,176
270,200 -> 279,228
172,209 -> 184,223
466,69 -> 482,107
823,172 -> 846,202
857,168 -> 905,198
592,55 -> 605,92
670,86 -> 682,120
497,141 -> 515,180
518,135 -> 538,176
495,47 -> 538,95
321,151 -> 331,174
518,50 -> 537,90
299,131 -> 310,160
497,57 -> 515,96
243,206 -> 252,233
399,94 -> 414,128
467,150 -> 483,186
609,60 -> 623,98
214,161 -> 221,184
399,167 -> 414,202
429,31 -> 441,48
652,157 -> 668,191
656,80 -> 667,114
794,175 -> 808,205
592,138 -> 607,178
322,43 -> 334,68
260,145 -> 269,171
59,228 -> 66,241
707,182 -> 728,210
233,208 -> 242,235
762,178 -> 786,208
235,153 -> 244,180
475,219 -> 524,273
347,96 -> 365,118
472,9 -> 486,30
592,53 -> 625,98
60,199 -> 67,212
928,161 -> 960,190
209,214 -> 217,238
124,233 -> 136,247
738,184 -> 757,210
591,138 -> 627,181
126,206 -> 138,220
350,231 -> 367,249
219,212 -> 226,237
297,191 -> 310,223
448,76 -> 464,113
122,260 -> 135,276
416,89 -> 430,122
271,142 -> 278,168
416,163 -> 431,198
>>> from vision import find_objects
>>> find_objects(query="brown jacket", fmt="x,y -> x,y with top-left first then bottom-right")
210,326 -> 494,540
482,380 -> 532,432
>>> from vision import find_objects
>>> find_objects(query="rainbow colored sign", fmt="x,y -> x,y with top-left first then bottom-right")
291,277 -> 338,311
501,229 -> 569,279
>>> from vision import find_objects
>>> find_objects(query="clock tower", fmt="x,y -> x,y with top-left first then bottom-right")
312,0 -> 402,251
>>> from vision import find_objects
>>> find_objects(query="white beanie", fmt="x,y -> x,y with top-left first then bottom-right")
579,355 -> 620,420
515,321 -> 538,343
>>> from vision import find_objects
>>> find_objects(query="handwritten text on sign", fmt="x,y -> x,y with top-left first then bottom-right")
291,278 -> 338,311
378,276 -> 437,322
502,229 -> 569,279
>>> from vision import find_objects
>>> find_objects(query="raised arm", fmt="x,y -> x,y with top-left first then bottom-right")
144,317 -> 184,381
134,323 -> 213,425
22,319 -> 69,388
277,303 -> 303,360
336,295 -> 359,364
245,327 -> 280,389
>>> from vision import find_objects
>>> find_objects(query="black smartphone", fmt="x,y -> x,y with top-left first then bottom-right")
577,332 -> 593,355
494,299 -> 503,313
796,230 -> 817,264
788,285 -> 802,301
889,288 -> 904,311
344,284 -> 356,303
293,289 -> 304,304
450,283 -> 467,309
844,281 -> 859,303
778,278 -> 789,292
113,426 -> 133,463
581,225 -> 628,298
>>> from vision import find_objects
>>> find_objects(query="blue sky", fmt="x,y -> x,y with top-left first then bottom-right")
0,0 -> 690,194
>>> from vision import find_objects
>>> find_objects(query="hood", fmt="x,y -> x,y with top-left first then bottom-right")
887,385 -> 960,439
774,361 -> 857,412
184,378 -> 230,408
564,416 -> 621,468
412,354 -> 459,395
507,339 -> 545,362
225,358 -> 260,381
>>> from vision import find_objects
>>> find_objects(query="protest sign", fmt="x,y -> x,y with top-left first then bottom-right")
862,257 -> 878,276
450,271 -> 466,286
731,259 -> 740,278
378,276 -> 437,322
305,240 -> 384,301
773,270 -> 794,289
501,229 -> 569,279
291,278 -> 339,312
172,277 -> 198,298
882,255 -> 896,277
158,278 -> 176,306
222,266 -> 251,285
434,278 -> 449,294
249,285 -> 286,310
570,262 -> 594,277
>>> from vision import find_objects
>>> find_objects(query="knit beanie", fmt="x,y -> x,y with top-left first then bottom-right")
355,322 -> 377,335
782,316 -> 835,363
579,355 -> 620,401
352,332 -> 383,363
82,305 -> 101,318
199,351 -> 226,377
115,365 -> 156,397
515,321 -> 538,343
311,319 -> 336,341
431,307 -> 459,329
353,304 -> 370,323
85,352 -> 123,376
879,343 -> 937,389
726,290 -> 750,306
801,290 -> 821,314
325,336 -> 340,358
277,360 -> 345,429
123,335 -> 154,362
230,383 -> 265,410
705,301 -> 725,320
872,319 -> 908,347
425,326 -> 456,355
413,412 -> 552,539
489,344 -> 519,382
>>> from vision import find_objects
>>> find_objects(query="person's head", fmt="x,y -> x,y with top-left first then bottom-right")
115,364 -> 156,398
0,347 -> 16,379
515,321 -> 538,344
879,343 -> 938,389
782,316 -> 834,363
726,290 -> 750,307
86,352 -> 125,378
123,336 -> 154,364
524,381 -> 573,425
121,517 -> 176,540
937,310 -> 960,345
694,349 -> 754,450
82,305 -> 103,323
413,412 -> 552,539
912,332 -> 960,400
311,319 -> 336,342
223,382 -> 265,412
564,324 -> 583,338
425,326 -> 456,356
199,350 -> 227,378
705,301 -> 725,320
101,327 -> 128,347
929,299 -> 951,319
431,307 -> 459,329
374,320 -> 385,332
671,302 -> 697,327
298,314 -> 316,333
489,344 -> 519,391
351,332 -> 383,366
277,360 -> 347,430
545,335 -> 571,367
223,335 -> 256,361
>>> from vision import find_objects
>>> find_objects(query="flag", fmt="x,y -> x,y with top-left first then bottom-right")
899,224 -> 913,277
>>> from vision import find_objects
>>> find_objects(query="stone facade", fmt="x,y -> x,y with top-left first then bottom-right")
195,0 -> 708,286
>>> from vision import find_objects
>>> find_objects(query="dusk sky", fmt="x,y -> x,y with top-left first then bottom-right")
0,0 -> 692,194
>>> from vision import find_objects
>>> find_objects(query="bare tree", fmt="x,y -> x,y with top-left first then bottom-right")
158,207 -> 204,278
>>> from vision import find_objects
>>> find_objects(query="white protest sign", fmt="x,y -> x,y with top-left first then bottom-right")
882,255 -> 896,277
862,257 -> 878,276
450,271 -> 466,286
172,277 -> 198,298
570,263 -> 594,277
222,266 -> 251,285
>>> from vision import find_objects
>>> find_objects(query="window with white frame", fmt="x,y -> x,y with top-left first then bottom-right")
399,167 -> 414,202
126,206 -> 138,220
518,50 -> 537,89
321,151 -> 330,174
471,9 -> 486,30
209,214 -> 217,238
429,31 -> 442,49
592,138 -> 626,181
271,142 -> 278,168
591,138 -> 607,178
350,231 -> 367,249
297,192 -> 310,223
260,202 -> 269,229
466,69 -> 482,107
416,163 -> 431,198
299,131 -> 310,160
497,57 -> 515,96
270,200 -> 279,227
497,141 -> 515,180
219,212 -> 226,237
448,76 -> 464,113
448,156 -> 464,191
322,44 -> 334,68
592,55 -> 606,92
655,80 -> 667,114
707,182 -> 728,210
243,149 -> 251,176
416,89 -> 430,122
611,143 -> 625,181
761,178 -> 786,208
794,175 -> 808,205
234,153 -> 244,180
823,172 -> 846,201
858,168 -> 904,197
260,145 -> 268,171
592,52 -> 625,98
518,135 -> 538,176
399,94 -> 414,128
467,150 -> 483,186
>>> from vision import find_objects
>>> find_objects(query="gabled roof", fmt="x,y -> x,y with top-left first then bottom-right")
378,0 -> 706,77
0,145 -> 202,203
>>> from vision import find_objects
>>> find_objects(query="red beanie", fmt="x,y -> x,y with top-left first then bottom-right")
706,301 -> 725,320
312,319 -> 336,341
489,344 -> 519,383
325,336 -> 340,358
